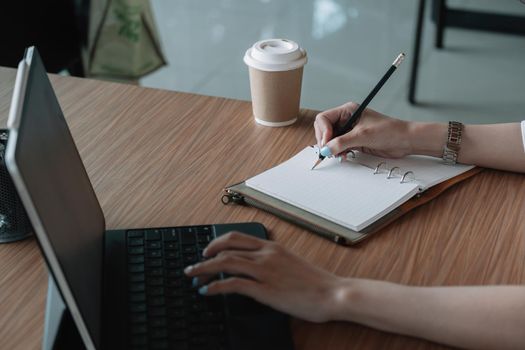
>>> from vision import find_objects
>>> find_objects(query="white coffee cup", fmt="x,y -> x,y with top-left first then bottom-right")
244,39 -> 307,127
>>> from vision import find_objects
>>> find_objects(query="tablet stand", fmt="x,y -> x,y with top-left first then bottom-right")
43,274 -> 85,350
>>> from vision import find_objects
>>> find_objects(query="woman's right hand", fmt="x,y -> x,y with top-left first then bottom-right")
314,102 -> 440,159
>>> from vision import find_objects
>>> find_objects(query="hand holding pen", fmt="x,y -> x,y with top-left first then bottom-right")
311,53 -> 405,169
314,103 -> 416,160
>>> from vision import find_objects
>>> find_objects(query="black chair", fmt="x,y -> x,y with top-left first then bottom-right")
408,0 -> 525,104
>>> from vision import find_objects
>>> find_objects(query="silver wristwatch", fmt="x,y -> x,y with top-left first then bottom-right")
443,121 -> 463,165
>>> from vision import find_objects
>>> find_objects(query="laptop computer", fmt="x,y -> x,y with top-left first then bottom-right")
5,47 -> 294,350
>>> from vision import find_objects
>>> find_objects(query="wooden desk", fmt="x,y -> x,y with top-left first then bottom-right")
0,66 -> 524,350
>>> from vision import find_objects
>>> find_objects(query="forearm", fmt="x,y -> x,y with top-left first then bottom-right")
331,279 -> 525,349
408,122 -> 525,173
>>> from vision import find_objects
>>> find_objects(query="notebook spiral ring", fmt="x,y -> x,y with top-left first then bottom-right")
400,171 -> 415,184
387,166 -> 401,179
373,162 -> 416,183
373,162 -> 387,174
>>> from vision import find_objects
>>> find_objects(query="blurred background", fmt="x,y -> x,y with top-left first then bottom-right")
2,0 -> 524,124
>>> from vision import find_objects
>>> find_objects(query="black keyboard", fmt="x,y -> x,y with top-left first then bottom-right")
127,226 -> 229,350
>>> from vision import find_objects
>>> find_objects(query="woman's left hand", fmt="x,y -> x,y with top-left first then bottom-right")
184,231 -> 344,323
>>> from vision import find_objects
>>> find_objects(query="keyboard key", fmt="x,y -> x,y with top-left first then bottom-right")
150,339 -> 169,349
128,246 -> 145,255
130,283 -> 145,293
147,268 -> 163,276
197,230 -> 212,243
145,229 -> 161,241
128,230 -> 144,238
182,279 -> 193,288
206,324 -> 225,334
167,269 -> 183,278
183,313 -> 200,324
129,273 -> 145,283
130,335 -> 147,346
151,328 -> 168,339
167,298 -> 185,308
200,311 -> 222,323
128,238 -> 144,246
169,342 -> 188,350
130,293 -> 146,303
146,250 -> 162,258
162,228 -> 179,242
188,324 -> 206,334
165,287 -> 183,296
148,296 -> 166,306
130,312 -> 147,323
166,260 -> 182,269
197,237 -> 211,246
150,317 -> 167,328
169,309 -> 185,318
180,229 -> 196,245
165,251 -> 180,259
182,246 -> 196,254
147,277 -> 164,286
148,287 -> 165,296
131,323 -> 147,334
130,344 -> 148,350
149,307 -> 167,317
170,330 -> 189,340
129,264 -> 145,273
129,255 -> 145,264
146,259 -> 163,267
166,280 -> 183,290
183,254 -> 198,264
189,337 -> 207,345
189,302 -> 207,312
164,242 -> 178,250
170,319 -> 187,330
146,241 -> 162,249
130,303 -> 147,313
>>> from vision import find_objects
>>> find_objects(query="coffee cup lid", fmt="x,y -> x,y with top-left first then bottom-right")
244,39 -> 307,72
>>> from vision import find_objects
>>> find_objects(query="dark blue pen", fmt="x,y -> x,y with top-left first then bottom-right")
311,53 -> 405,170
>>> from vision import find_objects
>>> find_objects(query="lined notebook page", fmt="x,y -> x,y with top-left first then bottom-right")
350,152 -> 475,190
246,147 -> 420,232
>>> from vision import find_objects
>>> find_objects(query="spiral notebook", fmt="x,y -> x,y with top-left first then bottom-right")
223,146 -> 480,244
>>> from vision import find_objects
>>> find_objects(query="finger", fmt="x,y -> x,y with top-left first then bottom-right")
314,113 -> 334,147
190,273 -> 215,288
324,128 -> 366,156
336,102 -> 362,130
184,253 -> 260,279
316,103 -> 350,124
203,231 -> 265,258
336,112 -> 350,131
344,101 -> 360,115
314,120 -> 323,147
198,277 -> 262,299
315,102 -> 360,146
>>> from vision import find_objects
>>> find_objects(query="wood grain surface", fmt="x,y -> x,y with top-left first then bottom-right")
0,66 -> 524,350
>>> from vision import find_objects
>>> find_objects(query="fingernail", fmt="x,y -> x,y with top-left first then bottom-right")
320,146 -> 332,158
198,285 -> 208,295
184,265 -> 193,274
202,248 -> 208,257
192,277 -> 199,288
